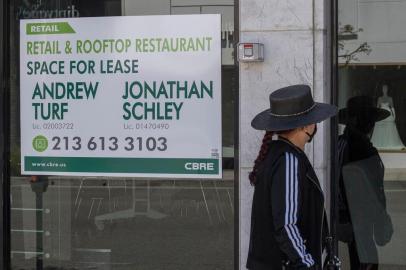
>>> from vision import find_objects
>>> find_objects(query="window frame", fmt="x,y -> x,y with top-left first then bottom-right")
0,1 -> 240,269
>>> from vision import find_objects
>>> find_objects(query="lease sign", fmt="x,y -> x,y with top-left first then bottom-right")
20,15 -> 222,178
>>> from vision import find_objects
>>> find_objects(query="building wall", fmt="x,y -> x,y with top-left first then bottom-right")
238,1 -> 331,269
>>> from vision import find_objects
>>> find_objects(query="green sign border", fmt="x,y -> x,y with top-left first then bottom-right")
25,156 -> 219,175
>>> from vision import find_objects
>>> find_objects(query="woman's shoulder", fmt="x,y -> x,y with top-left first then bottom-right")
265,141 -> 305,170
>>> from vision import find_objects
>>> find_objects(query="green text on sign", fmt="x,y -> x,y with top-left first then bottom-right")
26,22 -> 75,35
25,156 -> 219,175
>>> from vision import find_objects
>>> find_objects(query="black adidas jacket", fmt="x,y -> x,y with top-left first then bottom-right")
247,138 -> 328,270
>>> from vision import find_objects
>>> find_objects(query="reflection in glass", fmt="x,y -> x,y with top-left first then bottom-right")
11,177 -> 234,269
338,0 -> 406,268
338,96 -> 394,269
371,85 -> 405,150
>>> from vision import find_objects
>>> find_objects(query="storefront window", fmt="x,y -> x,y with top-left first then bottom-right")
338,0 -> 406,268
8,0 -> 237,269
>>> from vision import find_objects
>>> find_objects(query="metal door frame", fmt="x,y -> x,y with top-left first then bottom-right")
1,0 -> 12,268
328,0 -> 340,260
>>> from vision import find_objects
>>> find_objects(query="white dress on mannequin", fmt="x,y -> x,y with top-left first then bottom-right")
371,88 -> 405,150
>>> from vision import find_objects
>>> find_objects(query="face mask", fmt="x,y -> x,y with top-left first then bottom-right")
305,124 -> 317,143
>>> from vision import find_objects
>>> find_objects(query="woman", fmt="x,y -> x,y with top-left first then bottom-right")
246,85 -> 337,270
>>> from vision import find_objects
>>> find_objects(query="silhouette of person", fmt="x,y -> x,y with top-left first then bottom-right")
338,96 -> 394,270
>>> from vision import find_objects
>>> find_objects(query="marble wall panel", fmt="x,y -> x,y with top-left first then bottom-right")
239,1 -> 329,269
240,30 -> 315,168
240,0 -> 313,31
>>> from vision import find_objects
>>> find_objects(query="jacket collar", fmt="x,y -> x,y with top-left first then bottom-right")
277,137 -> 303,154
278,137 -> 324,196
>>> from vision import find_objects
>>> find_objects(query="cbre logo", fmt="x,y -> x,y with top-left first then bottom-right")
184,162 -> 215,171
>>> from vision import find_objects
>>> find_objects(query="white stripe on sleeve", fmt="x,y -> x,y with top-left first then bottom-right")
284,152 -> 315,267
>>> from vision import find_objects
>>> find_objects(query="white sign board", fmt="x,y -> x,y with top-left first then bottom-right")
20,15 -> 222,178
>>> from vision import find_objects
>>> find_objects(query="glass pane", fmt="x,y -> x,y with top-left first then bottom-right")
338,1 -> 406,268
11,177 -> 234,269
10,0 -> 236,269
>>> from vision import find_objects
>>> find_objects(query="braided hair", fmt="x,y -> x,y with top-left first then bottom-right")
249,131 -> 274,185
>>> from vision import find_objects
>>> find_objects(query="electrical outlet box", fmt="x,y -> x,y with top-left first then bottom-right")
237,43 -> 264,62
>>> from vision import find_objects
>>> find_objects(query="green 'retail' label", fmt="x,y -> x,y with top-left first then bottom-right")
26,22 -> 75,35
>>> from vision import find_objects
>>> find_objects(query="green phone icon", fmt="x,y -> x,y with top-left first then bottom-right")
32,135 -> 48,152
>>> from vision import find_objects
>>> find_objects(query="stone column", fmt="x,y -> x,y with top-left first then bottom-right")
239,0 -> 331,268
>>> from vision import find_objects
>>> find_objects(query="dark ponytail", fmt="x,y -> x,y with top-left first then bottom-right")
249,131 -> 274,185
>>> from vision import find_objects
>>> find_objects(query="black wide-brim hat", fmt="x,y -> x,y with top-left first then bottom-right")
251,84 -> 338,131
338,95 -> 390,124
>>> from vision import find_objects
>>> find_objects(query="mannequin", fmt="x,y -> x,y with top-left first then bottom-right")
371,85 -> 405,149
